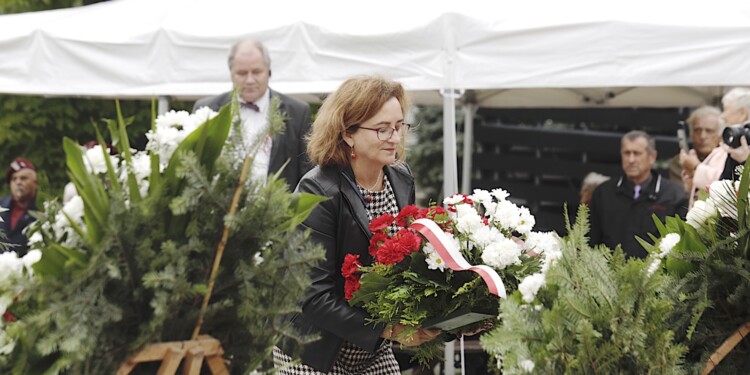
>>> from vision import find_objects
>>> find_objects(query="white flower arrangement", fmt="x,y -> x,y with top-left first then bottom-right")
443,189 -> 562,302
0,249 -> 41,355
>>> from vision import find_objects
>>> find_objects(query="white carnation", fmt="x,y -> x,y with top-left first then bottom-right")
469,226 -> 504,249
83,145 -> 118,175
491,188 -> 510,201
481,237 -> 522,270
454,204 -> 484,235
518,273 -> 546,303
469,189 -> 493,205
443,194 -> 465,206
62,195 -> 85,225
155,109 -> 192,130
491,200 -> 521,230
515,206 -> 535,235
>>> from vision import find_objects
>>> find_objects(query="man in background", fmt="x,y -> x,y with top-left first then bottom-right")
672,106 -> 724,207
589,131 -> 688,258
194,39 -> 313,190
0,157 -> 39,255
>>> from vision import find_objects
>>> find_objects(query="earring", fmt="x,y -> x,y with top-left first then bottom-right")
350,145 -> 357,159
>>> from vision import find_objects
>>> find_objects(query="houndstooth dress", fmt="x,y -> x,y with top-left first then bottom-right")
272,174 -> 402,375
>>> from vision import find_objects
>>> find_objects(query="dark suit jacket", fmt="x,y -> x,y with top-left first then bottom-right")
193,90 -> 313,190
589,173 -> 688,259
279,163 -> 415,372
0,195 -> 38,255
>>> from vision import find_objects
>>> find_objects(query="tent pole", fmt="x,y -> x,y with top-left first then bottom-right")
441,26 -> 459,375
461,91 -> 477,194
443,90 -> 458,199
158,96 -> 170,115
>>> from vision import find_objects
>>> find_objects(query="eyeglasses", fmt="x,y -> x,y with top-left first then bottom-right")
356,124 -> 411,141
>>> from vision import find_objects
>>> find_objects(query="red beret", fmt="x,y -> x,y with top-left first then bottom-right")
6,157 -> 36,183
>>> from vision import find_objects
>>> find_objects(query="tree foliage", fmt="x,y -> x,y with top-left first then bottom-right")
0,95 -> 193,197
481,205 -> 686,374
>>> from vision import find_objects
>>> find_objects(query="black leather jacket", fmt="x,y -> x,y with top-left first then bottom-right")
280,163 -> 415,372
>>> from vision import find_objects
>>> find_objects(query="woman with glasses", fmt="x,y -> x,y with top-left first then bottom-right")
273,75 -> 439,374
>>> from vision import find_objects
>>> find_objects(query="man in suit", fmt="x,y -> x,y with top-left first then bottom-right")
0,157 -> 39,255
193,39 -> 313,190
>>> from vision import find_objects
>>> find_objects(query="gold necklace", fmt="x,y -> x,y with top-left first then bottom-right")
361,169 -> 383,191
360,169 -> 383,203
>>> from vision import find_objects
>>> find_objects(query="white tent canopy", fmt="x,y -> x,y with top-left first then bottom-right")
2,0 -> 750,107
3,0 -> 750,197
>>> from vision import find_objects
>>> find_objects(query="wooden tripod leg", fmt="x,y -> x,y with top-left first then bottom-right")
701,322 -> 750,375
182,347 -> 205,375
157,347 -> 185,375
206,355 -> 230,375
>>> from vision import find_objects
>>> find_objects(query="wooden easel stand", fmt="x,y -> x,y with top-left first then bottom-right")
116,335 -> 229,375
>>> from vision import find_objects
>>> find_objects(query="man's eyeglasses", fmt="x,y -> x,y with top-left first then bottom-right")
356,124 -> 411,141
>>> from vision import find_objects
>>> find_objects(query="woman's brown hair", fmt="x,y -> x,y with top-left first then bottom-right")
306,76 -> 410,167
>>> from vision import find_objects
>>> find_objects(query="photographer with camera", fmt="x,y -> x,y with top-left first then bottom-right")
720,87 -> 750,179
670,106 -> 724,207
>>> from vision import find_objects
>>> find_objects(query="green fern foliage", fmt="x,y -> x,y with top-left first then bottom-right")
1,100 -> 325,374
481,205 -> 686,374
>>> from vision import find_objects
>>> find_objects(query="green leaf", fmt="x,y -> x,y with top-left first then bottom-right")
63,137 -> 109,245
349,272 -> 392,306
32,243 -> 88,279
114,101 -> 143,204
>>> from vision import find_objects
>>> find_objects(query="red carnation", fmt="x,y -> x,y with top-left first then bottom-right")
369,232 -> 388,257
3,310 -> 16,323
342,254 -> 363,300
396,205 -> 422,228
376,240 -> 404,265
344,276 -> 361,300
395,228 -> 421,253
369,213 -> 395,233
341,254 -> 362,278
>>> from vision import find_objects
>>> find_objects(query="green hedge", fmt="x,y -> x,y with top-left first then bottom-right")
0,95 -> 193,198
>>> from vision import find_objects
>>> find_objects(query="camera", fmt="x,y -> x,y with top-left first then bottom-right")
722,122 -> 750,148
677,120 -> 690,151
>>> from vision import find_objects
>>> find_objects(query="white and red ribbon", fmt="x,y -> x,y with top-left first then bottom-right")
411,218 -> 507,298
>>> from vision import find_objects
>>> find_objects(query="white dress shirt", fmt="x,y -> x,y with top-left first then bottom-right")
237,89 -> 272,184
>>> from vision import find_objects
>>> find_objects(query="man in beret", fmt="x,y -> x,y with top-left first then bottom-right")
0,157 -> 39,255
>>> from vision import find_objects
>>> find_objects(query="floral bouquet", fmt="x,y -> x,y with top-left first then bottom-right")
344,189 -> 562,363
0,100 -> 325,374
639,167 -> 750,373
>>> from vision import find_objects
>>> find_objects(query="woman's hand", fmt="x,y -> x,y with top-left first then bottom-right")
382,323 -> 441,347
